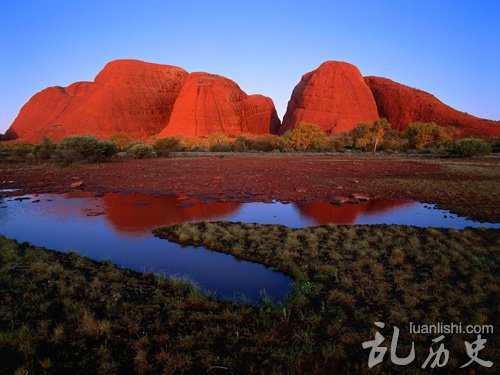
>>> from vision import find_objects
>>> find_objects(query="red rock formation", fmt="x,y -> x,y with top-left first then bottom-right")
280,61 -> 379,135
5,60 -> 189,142
365,76 -> 500,137
159,72 -> 280,137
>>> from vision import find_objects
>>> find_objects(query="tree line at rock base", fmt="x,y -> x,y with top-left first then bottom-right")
1,121 -> 498,164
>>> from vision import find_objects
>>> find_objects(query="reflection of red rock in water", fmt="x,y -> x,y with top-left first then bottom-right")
297,200 -> 412,225
102,193 -> 241,234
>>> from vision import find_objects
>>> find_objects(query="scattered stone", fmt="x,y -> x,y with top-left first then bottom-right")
70,181 -> 84,188
32,199 -> 41,203
350,193 -> 370,201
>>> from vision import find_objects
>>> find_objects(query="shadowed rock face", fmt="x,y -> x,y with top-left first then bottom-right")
280,61 -> 379,135
159,72 -> 280,137
5,60 -> 189,142
365,76 -> 500,137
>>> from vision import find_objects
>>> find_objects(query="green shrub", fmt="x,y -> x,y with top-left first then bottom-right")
129,143 -> 155,159
57,135 -> 113,162
404,122 -> 450,150
282,122 -> 329,151
249,134 -> 282,152
154,137 -> 183,156
33,137 -> 57,159
446,138 -> 491,157
99,140 -> 118,157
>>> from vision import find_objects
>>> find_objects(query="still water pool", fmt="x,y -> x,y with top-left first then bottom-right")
1,192 -> 498,302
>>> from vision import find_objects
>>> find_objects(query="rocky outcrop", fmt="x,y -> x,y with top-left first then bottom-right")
365,76 -> 500,137
159,72 -> 280,137
280,61 -> 379,135
5,60 -> 189,142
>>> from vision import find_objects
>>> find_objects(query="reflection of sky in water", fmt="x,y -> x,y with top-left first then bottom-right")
0,193 -> 498,302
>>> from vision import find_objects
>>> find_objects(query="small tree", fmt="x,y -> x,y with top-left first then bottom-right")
350,119 -> 391,152
350,123 -> 371,150
282,122 -> 329,151
370,118 -> 391,152
404,122 -> 450,150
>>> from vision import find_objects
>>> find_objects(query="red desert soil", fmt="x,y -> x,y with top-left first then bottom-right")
1,154 -> 499,222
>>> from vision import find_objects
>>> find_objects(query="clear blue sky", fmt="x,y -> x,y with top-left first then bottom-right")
1,0 -> 499,133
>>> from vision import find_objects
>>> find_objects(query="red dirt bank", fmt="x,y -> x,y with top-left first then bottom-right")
1,155 -> 498,222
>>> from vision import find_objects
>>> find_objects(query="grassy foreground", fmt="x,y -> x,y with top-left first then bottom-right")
1,223 -> 499,374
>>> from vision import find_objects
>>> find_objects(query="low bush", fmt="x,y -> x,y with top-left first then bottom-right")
209,142 -> 234,152
154,136 -> 183,156
446,138 -> 491,157
100,140 -> 118,157
129,143 -> 155,159
33,137 -> 57,159
57,135 -> 117,163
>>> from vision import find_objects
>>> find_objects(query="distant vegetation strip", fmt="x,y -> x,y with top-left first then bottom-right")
1,121 -> 498,164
